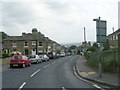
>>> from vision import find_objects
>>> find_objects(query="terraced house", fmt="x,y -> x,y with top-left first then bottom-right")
107,29 -> 120,48
3,28 -> 62,55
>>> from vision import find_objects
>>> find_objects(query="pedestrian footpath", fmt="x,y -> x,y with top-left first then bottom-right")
75,55 -> 119,89
0,57 -> 10,72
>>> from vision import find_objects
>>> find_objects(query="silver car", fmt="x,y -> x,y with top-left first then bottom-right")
40,54 -> 49,62
29,55 -> 42,64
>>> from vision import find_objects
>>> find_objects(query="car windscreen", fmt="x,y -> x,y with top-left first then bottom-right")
48,53 -> 53,55
12,56 -> 22,59
39,55 -> 43,58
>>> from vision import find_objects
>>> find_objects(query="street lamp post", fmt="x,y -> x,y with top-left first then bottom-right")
93,17 -> 102,78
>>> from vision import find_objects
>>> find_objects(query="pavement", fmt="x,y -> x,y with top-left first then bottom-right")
0,57 -> 10,72
75,55 -> 120,89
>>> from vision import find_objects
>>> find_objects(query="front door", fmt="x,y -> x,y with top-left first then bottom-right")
25,49 -> 29,55
32,49 -> 36,55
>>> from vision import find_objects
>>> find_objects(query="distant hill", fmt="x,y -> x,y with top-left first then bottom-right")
61,42 -> 82,47
62,41 -> 95,47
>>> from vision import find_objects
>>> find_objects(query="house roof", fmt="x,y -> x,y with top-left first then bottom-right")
4,35 -> 44,41
108,29 -> 120,36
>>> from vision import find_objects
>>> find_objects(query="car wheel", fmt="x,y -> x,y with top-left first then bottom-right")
29,63 -> 31,66
36,61 -> 38,64
22,63 -> 25,68
10,65 -> 13,68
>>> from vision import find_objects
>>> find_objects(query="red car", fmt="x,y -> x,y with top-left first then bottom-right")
10,55 -> 31,68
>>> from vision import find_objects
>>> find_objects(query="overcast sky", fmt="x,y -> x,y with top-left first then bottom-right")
0,0 -> 119,44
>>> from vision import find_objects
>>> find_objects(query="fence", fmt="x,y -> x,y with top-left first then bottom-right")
86,49 -> 119,73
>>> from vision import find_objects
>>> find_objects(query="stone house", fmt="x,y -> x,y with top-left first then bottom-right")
118,33 -> 120,48
107,29 -> 120,48
3,28 -> 61,56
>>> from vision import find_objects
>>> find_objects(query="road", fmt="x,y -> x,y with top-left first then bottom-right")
2,55 -> 99,89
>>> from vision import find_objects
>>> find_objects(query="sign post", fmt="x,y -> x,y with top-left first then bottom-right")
93,17 -> 107,78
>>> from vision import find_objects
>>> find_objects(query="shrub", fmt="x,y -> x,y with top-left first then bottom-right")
2,52 -> 10,58
86,51 -> 92,60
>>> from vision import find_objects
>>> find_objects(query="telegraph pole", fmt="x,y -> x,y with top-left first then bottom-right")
113,27 -> 114,33
84,27 -> 86,42
93,17 -> 102,78
98,17 -> 102,78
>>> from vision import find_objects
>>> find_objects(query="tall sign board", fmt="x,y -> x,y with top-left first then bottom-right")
96,20 -> 107,44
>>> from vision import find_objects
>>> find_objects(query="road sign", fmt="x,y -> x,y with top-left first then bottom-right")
96,20 -> 107,44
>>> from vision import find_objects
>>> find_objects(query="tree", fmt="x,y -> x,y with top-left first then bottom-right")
87,42 -> 99,52
0,32 -> 8,40
93,42 -> 98,48
103,39 -> 110,50
69,45 -> 77,49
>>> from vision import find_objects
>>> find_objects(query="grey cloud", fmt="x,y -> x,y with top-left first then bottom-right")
1,0 -> 118,44
2,2 -> 37,26
43,2 -> 70,14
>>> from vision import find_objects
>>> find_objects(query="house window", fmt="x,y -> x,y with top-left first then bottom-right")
38,42 -> 42,46
13,41 -> 17,47
25,49 -> 29,55
116,35 -> 118,40
24,41 -> 28,47
32,41 -> 36,45
111,36 -> 113,40
113,35 -> 115,40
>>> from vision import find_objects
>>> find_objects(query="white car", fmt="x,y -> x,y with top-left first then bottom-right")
29,55 -> 42,64
59,52 -> 66,57
41,54 -> 49,62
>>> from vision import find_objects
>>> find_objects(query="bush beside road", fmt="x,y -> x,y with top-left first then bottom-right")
86,49 -> 119,73
75,55 -> 119,89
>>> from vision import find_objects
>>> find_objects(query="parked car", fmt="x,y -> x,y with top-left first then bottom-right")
59,52 -> 66,57
47,52 -> 57,59
56,53 -> 60,58
29,55 -> 42,64
10,55 -> 31,68
42,54 -> 49,62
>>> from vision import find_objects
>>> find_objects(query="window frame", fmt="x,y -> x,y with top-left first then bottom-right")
12,41 -> 17,47
32,41 -> 36,45
24,41 -> 28,47
38,41 -> 43,47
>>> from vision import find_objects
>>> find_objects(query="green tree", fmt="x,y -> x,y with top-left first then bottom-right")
93,42 -> 98,48
103,39 -> 110,50
69,45 -> 77,49
87,42 -> 99,52
56,49 -> 61,54
0,32 -> 8,40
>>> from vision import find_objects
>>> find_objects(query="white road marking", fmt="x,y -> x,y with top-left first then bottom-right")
93,84 -> 101,89
18,82 -> 26,90
31,69 -> 41,77
43,64 -> 50,69
52,62 -> 56,64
